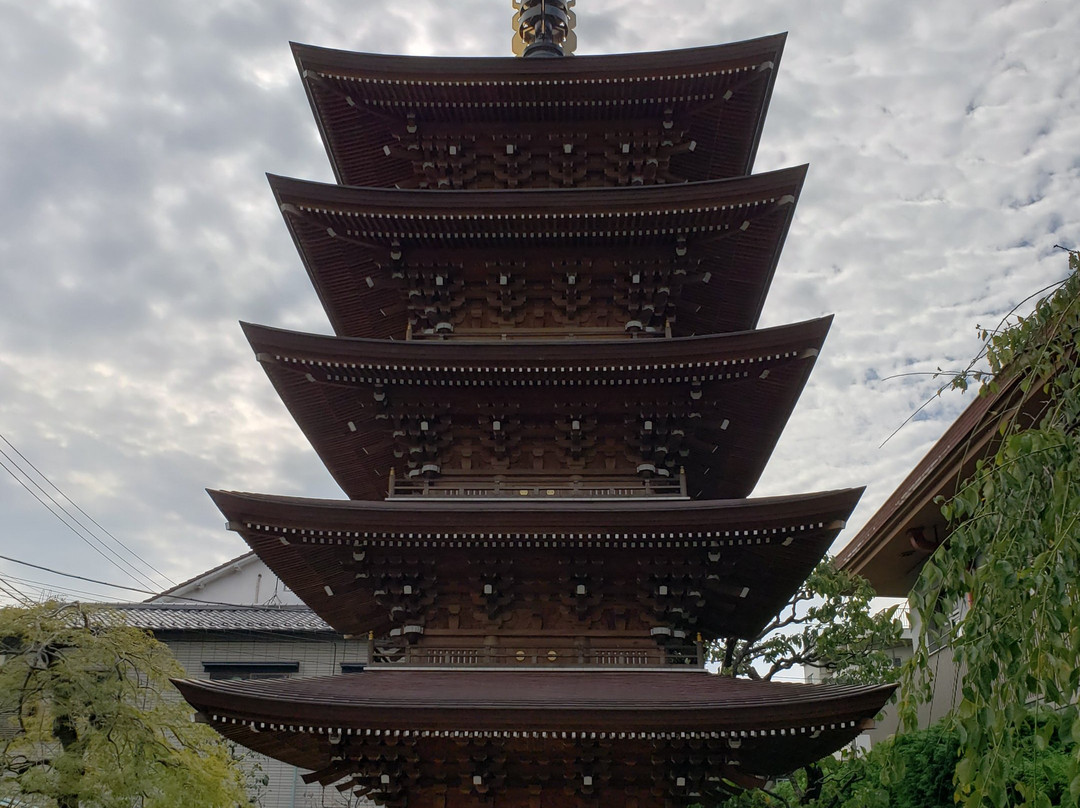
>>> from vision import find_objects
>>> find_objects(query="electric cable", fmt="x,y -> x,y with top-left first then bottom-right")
0,573 -> 34,606
0,431 -> 177,586
0,553 -> 158,595
0,450 -> 165,591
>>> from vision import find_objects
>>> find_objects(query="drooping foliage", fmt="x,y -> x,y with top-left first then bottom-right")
901,248 -> 1080,807
0,601 -> 250,808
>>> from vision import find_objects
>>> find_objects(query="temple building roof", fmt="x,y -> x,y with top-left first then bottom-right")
241,317 -> 829,501
175,670 -> 895,783
209,487 -> 862,641
292,35 -> 785,187
270,167 -> 805,338
180,5 -> 888,791
209,486 -> 862,535
836,370 -> 1046,596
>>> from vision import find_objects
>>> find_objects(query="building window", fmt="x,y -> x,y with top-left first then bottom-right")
202,662 -> 299,681
340,663 -> 366,673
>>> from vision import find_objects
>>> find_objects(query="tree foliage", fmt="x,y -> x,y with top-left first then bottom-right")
712,556 -> 903,685
711,724 -> 958,808
901,248 -> 1080,807
0,601 -> 249,808
713,714 -> 1074,808
699,557 -> 901,805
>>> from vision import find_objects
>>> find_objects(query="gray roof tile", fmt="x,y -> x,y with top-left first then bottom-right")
111,603 -> 333,633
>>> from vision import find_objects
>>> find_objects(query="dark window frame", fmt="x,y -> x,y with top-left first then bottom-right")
202,662 -> 299,681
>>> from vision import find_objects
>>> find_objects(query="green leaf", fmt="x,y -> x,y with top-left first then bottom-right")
902,251 -> 1080,808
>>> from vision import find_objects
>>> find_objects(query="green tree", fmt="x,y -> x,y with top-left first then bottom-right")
713,556 -> 903,685
712,723 -> 961,808
704,557 -> 902,807
901,248 -> 1080,807
0,601 -> 249,808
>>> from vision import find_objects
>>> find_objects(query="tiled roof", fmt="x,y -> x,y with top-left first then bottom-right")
176,671 -> 896,778
112,603 -> 334,633
180,668 -> 893,715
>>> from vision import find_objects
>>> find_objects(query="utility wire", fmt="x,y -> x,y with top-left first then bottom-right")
0,448 -> 165,591
1,572 -> 121,604
0,568 -> 341,649
0,432 -> 177,587
0,572 -> 33,606
0,551 -> 319,612
0,553 -> 158,595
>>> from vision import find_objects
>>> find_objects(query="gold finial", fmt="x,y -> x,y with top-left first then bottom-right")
512,0 -> 577,57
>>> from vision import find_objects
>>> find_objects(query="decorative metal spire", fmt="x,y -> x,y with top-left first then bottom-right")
512,0 -> 577,58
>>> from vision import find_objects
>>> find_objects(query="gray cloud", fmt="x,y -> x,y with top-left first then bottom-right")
0,0 -> 1077,600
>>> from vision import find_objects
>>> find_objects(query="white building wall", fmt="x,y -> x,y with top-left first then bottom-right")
153,554 -> 306,607
163,631 -> 370,808
143,554 -> 377,805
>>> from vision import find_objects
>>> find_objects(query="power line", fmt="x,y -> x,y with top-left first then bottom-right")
0,446 -> 166,591
0,432 -> 177,587
0,551 -> 317,612
1,572 -> 125,604
0,553 -> 157,595
0,573 -> 34,606
0,568 -> 343,649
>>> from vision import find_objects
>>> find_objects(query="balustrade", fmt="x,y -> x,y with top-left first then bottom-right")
388,467 -> 688,499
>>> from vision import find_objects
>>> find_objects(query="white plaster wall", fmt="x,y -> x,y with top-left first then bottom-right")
156,555 -> 306,607
164,632 -> 370,808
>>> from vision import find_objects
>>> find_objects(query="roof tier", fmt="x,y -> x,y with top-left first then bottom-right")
270,168 -> 805,339
209,488 -> 862,641
176,670 -> 894,804
293,35 -> 785,188
242,317 -> 829,501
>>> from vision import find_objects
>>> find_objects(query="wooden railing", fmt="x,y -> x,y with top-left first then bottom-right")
387,468 -> 687,499
366,637 -> 704,669
405,322 -> 671,341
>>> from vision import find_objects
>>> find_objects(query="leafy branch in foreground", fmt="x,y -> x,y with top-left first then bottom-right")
0,601 -> 249,808
712,556 -> 903,685
901,248 -> 1080,808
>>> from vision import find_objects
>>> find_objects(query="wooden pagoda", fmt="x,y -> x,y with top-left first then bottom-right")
178,5 -> 894,806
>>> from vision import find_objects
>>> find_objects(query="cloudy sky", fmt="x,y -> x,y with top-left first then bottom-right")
0,0 -> 1077,603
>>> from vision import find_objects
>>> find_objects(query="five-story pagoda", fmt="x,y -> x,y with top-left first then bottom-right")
177,3 -> 895,805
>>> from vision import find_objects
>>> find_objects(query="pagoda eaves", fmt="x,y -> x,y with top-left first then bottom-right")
242,317 -> 828,501
176,671 -> 893,804
182,11 -> 897,803
293,34 -> 785,188
209,487 -> 862,642
271,167 -> 806,339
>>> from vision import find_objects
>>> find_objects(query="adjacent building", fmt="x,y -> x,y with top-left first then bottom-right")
120,556 -> 367,807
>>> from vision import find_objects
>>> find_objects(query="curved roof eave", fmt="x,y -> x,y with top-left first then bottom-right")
208,486 -> 864,535
290,34 -> 787,85
268,164 -> 807,218
240,314 -> 830,373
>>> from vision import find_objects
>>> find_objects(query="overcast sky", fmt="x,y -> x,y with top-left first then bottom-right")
0,0 -> 1077,603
